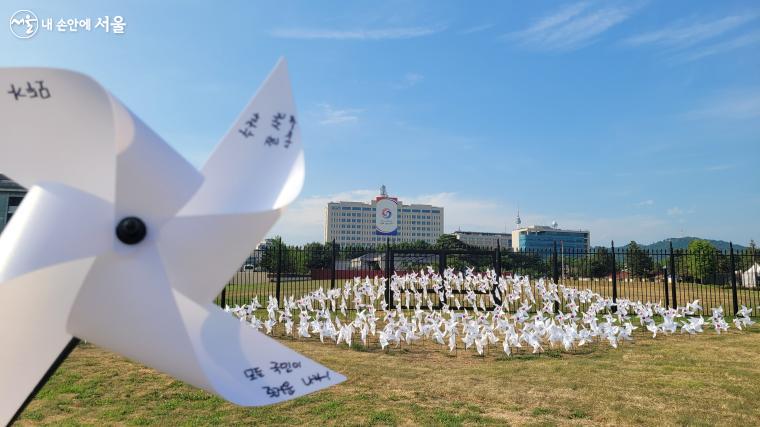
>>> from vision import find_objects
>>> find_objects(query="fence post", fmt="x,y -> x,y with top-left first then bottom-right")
495,241 -> 502,278
437,249 -> 447,309
611,241 -> 617,309
220,286 -> 227,308
730,242 -> 739,315
552,241 -> 560,312
493,241 -> 502,306
275,242 -> 282,308
669,241 -> 677,308
330,239 -> 336,289
439,248 -> 447,277
663,249 -> 670,309
552,241 -> 559,283
389,250 -> 395,308
384,238 -> 391,307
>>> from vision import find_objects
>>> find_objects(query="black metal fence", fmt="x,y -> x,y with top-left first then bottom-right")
216,240 -> 760,317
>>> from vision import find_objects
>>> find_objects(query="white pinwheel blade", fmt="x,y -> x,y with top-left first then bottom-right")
0,183 -> 111,283
67,245 -> 212,391
0,258 -> 95,426
0,68 -> 115,202
160,58 -> 305,302
67,247 -> 344,405
181,57 -> 304,216
111,98 -> 203,227
174,291 -> 346,405
0,67 -> 202,227
157,211 -> 281,303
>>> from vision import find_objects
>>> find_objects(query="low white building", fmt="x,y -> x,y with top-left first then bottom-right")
452,230 -> 511,249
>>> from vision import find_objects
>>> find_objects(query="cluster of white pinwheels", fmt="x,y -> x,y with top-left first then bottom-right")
225,267 -> 756,356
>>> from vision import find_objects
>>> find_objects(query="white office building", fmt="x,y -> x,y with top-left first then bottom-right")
324,186 -> 444,246
453,230 -> 512,249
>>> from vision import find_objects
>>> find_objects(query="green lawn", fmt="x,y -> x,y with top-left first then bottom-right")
16,326 -> 760,426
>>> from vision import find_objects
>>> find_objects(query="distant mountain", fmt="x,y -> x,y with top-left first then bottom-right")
621,237 -> 747,252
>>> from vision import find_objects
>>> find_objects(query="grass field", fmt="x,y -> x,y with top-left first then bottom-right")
16,327 -> 760,426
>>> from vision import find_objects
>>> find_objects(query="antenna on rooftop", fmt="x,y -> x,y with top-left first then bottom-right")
515,207 -> 521,228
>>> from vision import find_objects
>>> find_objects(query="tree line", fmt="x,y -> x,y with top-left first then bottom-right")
254,235 -> 758,285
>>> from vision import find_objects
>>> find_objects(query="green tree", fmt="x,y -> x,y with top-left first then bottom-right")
564,255 -> 585,278
687,239 -> 718,284
626,241 -> 654,278
589,247 -> 614,278
303,242 -> 331,270
501,250 -> 548,277
434,234 -> 473,251
401,240 -> 433,250
746,240 -> 758,272
672,248 -> 689,280
377,240 -> 432,251
259,236 -> 285,273
284,246 -> 308,275
433,234 -> 494,271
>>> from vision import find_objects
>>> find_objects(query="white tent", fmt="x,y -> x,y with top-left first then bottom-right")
741,263 -> 760,288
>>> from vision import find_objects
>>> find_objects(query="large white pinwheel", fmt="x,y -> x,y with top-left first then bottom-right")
0,59 -> 344,425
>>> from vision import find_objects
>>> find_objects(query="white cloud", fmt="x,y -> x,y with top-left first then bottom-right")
635,199 -> 655,207
393,72 -> 424,89
269,189 -> 378,243
677,29 -> 760,62
683,88 -> 760,120
623,13 -> 760,63
505,2 -> 634,51
704,164 -> 735,172
316,103 -> 362,125
412,192 -> 515,233
269,25 -> 445,40
459,24 -> 494,35
666,207 -> 695,217
625,14 -> 757,48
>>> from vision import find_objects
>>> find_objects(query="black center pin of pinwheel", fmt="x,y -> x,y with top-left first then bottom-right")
116,217 -> 147,245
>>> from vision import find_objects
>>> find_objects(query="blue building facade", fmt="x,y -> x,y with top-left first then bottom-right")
511,226 -> 590,252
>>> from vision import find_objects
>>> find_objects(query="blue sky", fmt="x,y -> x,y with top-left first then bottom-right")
3,1 -> 759,246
